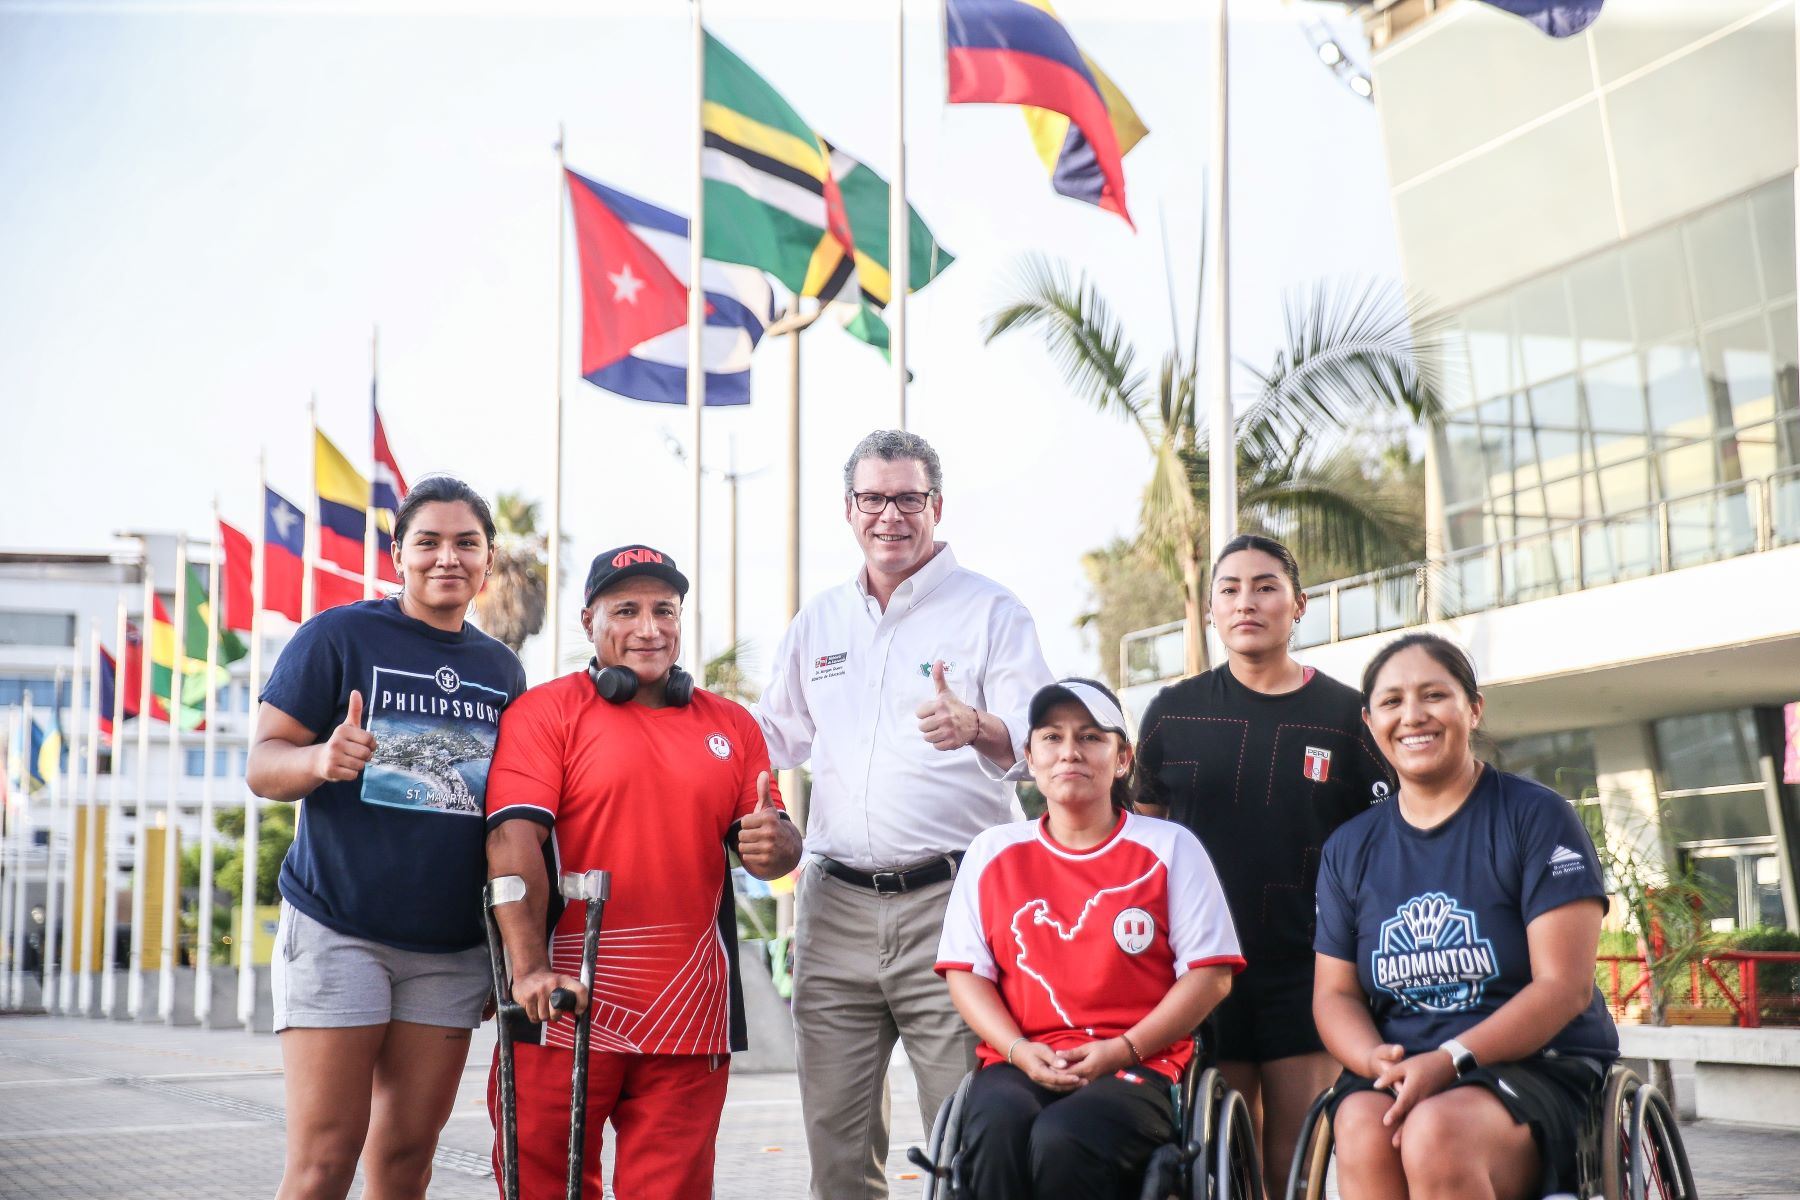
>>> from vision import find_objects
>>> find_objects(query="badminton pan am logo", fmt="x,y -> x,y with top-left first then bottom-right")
1370,892 -> 1498,1014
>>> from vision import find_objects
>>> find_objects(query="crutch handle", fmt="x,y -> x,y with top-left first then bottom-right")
549,988 -> 579,1014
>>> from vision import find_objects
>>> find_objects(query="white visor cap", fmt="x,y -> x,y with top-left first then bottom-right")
1001,678 -> 1131,782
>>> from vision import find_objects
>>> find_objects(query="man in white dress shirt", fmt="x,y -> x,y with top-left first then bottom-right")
755,429 -> 1054,1199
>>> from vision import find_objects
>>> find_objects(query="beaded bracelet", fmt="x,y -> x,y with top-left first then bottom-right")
1005,1036 -> 1028,1066
1119,1032 -> 1143,1066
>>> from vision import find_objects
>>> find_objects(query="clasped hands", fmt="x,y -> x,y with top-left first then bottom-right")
1365,1042 -> 1459,1147
1009,1036 -> 1139,1092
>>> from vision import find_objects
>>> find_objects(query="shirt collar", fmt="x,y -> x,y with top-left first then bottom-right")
855,541 -> 958,614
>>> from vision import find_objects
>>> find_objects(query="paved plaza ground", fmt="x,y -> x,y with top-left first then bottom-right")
1,1013 -> 1796,1199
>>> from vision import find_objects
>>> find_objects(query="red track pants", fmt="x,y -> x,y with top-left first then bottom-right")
488,1042 -> 730,1199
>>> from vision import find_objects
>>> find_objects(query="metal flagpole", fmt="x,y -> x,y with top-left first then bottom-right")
57,656 -> 83,1011
363,330 -> 379,601
11,697 -> 34,1009
303,396 -> 318,622
1204,0 -> 1234,666
196,513 -> 223,1025
102,598 -> 128,1018
891,0 -> 909,429
240,454 -> 266,1029
77,625 -> 103,1015
548,126 -> 567,672
158,538 -> 187,1022
127,561 -> 154,1018
0,711 -> 14,1007
688,0 -> 707,674
44,668 -> 66,1012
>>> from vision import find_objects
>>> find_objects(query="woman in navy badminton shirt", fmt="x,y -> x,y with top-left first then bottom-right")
1313,633 -> 1617,1200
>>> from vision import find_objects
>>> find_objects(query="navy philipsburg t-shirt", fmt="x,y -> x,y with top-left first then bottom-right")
1315,765 -> 1619,1062
263,596 -> 528,952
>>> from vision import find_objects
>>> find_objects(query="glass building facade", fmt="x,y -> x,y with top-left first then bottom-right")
1440,177 -> 1800,553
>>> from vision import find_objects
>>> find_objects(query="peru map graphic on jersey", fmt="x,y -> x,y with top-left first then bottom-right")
361,664 -> 509,816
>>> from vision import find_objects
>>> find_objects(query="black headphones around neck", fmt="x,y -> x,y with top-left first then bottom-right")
587,658 -> 695,707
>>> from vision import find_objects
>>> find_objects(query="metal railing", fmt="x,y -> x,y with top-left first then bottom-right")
1293,466 -> 1800,650
1599,951 -> 1800,1029
1120,619 -> 1187,690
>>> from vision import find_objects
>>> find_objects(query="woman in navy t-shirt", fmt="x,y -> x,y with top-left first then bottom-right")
248,475 -> 527,1200
1313,633 -> 1618,1200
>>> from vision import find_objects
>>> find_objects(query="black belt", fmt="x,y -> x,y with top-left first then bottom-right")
820,853 -> 964,894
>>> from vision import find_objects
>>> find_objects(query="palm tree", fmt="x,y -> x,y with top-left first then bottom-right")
986,256 -> 1447,674
472,491 -> 549,654
705,639 -> 760,703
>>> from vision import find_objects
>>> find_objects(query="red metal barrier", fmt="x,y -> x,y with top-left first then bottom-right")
1598,951 -> 1800,1028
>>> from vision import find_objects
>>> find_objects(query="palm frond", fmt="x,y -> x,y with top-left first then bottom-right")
985,254 -> 1154,442
1240,458 -> 1421,573
1237,278 -> 1456,464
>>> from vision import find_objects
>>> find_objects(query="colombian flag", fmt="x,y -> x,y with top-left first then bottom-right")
946,0 -> 1142,227
315,428 -> 369,576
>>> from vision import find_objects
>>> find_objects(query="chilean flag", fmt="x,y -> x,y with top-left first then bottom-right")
264,487 -> 305,623
1476,0 -> 1603,37
946,0 -> 1134,227
566,170 -> 776,406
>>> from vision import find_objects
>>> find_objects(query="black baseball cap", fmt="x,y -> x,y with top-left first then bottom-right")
583,544 -> 690,607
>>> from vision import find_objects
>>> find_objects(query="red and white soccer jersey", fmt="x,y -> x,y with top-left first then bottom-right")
935,812 -> 1243,1082
486,673 -> 780,1056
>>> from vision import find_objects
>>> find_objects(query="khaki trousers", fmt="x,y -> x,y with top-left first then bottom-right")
793,857 -> 978,1200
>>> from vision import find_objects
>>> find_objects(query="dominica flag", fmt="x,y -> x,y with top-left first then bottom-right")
700,30 -> 952,352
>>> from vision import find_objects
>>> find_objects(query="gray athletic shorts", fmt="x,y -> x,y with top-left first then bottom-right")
272,901 -> 491,1032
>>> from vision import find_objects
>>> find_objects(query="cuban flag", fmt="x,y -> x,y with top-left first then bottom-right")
1476,0 -> 1603,37
565,169 -> 776,406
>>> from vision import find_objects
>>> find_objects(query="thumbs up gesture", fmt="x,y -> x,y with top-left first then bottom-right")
314,690 -> 378,784
916,660 -> 979,753
736,770 -> 800,878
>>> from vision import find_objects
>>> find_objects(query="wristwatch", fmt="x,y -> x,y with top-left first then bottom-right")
1439,1037 -> 1478,1078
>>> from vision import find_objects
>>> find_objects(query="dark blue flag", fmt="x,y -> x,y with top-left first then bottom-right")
1478,0 -> 1603,37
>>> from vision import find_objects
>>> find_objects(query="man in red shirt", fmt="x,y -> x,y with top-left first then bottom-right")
484,544 -> 803,1200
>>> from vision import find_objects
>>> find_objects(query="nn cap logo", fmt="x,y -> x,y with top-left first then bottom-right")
612,547 -> 665,568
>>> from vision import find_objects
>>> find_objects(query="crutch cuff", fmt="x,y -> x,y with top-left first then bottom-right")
487,875 -> 529,906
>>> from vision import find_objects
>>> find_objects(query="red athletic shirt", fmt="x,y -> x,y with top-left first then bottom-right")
935,812 -> 1244,1082
486,672 -> 781,1056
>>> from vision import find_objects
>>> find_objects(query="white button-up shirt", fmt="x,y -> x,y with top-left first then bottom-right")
754,543 -> 1054,871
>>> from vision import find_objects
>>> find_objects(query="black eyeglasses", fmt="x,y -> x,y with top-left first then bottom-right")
851,489 -> 938,515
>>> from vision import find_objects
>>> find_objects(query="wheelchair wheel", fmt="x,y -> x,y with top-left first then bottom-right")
1282,1087 -> 1335,1200
1209,1086 -> 1266,1200
1598,1067 -> 1697,1200
1628,1080 -> 1697,1200
913,1071 -> 976,1199
1188,1068 -> 1228,1199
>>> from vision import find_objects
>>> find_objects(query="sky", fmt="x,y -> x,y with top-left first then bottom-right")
0,0 -> 1401,686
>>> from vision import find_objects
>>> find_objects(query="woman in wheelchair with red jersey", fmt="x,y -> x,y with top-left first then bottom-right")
1313,633 -> 1619,1200
934,678 -> 1244,1199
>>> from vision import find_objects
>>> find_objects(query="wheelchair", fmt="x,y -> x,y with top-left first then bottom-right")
1282,1062 -> 1697,1200
907,1032 -> 1266,1200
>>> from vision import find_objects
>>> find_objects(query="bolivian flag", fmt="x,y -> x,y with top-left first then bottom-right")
700,31 -> 951,344
150,565 -> 247,729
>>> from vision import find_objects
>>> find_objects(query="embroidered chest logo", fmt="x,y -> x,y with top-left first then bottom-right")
434,666 -> 461,693
810,652 -> 848,682
1371,892 -> 1498,1015
706,733 -> 732,760
1302,746 -> 1332,782
1112,908 -> 1155,955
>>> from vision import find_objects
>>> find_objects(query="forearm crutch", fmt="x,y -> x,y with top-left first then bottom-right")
548,869 -> 610,1200
483,875 -> 530,1200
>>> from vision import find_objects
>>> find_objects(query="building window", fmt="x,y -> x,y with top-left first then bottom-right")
1440,175 -> 1800,553
182,748 -> 247,778
0,676 -> 60,708
0,611 -> 77,648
